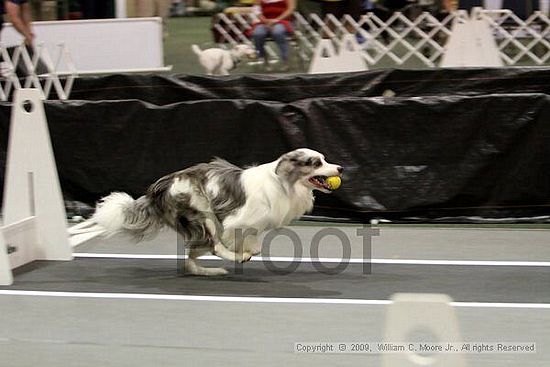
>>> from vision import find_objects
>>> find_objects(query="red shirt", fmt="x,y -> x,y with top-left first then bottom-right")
260,0 -> 289,20
252,0 -> 293,34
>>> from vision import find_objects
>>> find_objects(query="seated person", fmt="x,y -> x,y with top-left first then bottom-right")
250,0 -> 296,71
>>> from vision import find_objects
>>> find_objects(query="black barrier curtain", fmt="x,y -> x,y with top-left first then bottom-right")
0,68 -> 549,222
64,69 -> 550,103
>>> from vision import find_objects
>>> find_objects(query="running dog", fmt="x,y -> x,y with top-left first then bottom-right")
191,43 -> 256,75
92,149 -> 343,276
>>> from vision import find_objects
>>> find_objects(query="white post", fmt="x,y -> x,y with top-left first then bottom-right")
116,0 -> 128,18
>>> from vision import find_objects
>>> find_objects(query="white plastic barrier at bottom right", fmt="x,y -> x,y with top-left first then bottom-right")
383,293 -> 466,367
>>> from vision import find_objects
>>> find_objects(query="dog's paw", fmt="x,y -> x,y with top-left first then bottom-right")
239,252 -> 253,263
183,260 -> 228,276
194,267 -> 228,276
203,267 -> 229,276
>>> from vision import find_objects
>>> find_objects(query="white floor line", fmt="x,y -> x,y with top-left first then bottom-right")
0,289 -> 549,309
72,253 -> 550,267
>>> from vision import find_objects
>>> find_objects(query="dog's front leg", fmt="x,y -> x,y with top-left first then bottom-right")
242,234 -> 261,257
184,248 -> 228,276
218,227 -> 260,262
214,243 -> 252,263
201,212 -> 251,262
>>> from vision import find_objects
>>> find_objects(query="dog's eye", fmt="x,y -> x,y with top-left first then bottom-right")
307,158 -> 322,167
304,158 -> 322,167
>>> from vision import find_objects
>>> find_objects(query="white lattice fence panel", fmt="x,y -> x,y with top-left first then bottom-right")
480,9 -> 550,65
210,9 -> 550,68
0,42 -> 76,101
297,11 -> 455,68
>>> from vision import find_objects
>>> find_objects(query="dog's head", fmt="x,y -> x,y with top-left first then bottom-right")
232,44 -> 257,60
275,148 -> 343,193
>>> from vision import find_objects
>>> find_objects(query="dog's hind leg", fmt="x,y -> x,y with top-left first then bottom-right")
184,248 -> 228,276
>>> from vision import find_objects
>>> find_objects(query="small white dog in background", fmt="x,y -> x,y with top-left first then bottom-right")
191,43 -> 257,75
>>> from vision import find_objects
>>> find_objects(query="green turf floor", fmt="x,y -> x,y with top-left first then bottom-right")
164,16 -> 215,75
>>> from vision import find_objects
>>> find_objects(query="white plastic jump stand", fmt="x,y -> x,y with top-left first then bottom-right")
382,293 -> 466,367
440,8 -> 503,67
0,88 -> 72,286
335,34 -> 369,72
308,39 -> 339,74
0,235 -> 11,285
309,36 -> 368,74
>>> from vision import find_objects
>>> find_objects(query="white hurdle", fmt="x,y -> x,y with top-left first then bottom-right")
0,88 -> 73,286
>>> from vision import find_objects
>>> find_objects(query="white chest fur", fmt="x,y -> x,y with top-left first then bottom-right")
222,162 -> 314,235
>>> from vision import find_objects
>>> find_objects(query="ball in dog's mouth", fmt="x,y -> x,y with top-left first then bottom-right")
325,176 -> 341,190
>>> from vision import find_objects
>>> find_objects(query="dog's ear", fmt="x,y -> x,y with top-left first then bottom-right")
279,151 -> 322,167
275,150 -> 310,181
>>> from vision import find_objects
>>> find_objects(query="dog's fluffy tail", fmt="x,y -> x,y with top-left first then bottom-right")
191,44 -> 202,56
92,192 -> 165,240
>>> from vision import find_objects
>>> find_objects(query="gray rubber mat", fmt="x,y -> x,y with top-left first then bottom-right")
4,257 -> 550,303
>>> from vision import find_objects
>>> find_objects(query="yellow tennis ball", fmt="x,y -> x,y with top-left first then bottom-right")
326,176 -> 341,190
